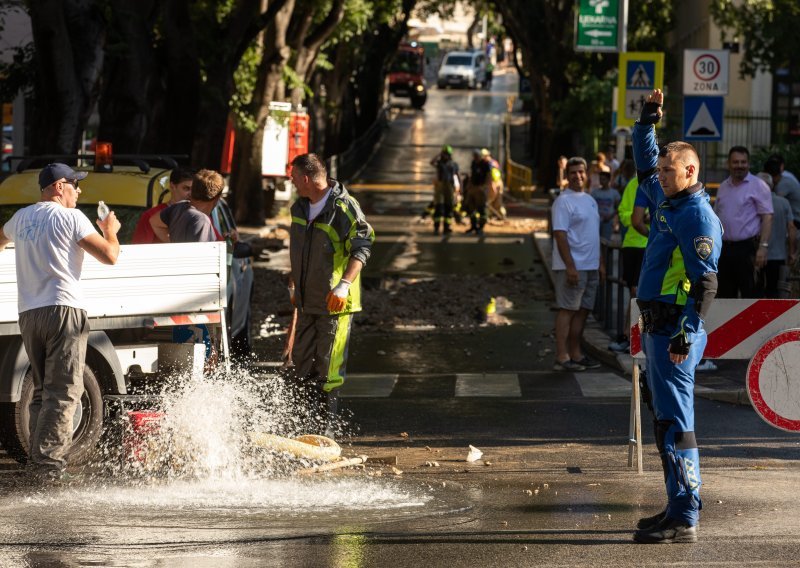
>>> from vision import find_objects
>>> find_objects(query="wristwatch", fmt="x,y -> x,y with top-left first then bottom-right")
760,242 -> 769,248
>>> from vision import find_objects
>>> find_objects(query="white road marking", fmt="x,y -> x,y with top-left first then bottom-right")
455,373 -> 521,397
339,374 -> 399,398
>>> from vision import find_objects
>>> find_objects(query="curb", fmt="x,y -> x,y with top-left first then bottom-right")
530,231 -> 751,407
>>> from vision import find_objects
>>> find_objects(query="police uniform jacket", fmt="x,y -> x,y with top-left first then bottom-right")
632,122 -> 723,340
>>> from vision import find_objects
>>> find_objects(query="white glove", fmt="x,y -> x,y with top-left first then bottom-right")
331,279 -> 351,298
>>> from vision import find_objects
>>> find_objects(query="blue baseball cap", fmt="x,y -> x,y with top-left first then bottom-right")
38,163 -> 88,190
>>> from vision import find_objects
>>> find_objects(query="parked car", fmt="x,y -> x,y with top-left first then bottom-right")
437,50 -> 487,90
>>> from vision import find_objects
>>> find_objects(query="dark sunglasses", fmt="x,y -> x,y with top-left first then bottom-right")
66,178 -> 79,189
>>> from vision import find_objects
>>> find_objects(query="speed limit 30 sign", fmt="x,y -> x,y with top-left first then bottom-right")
683,49 -> 729,95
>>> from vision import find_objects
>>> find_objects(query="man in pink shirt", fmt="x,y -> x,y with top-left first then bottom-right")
713,146 -> 773,298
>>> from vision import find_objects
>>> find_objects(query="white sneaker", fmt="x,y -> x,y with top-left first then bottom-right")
695,360 -> 717,372
608,339 -> 630,353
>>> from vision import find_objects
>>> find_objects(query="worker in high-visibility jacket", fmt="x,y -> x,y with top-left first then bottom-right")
288,153 -> 374,437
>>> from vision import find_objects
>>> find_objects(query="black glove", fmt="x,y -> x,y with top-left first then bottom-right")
669,331 -> 690,356
639,101 -> 662,125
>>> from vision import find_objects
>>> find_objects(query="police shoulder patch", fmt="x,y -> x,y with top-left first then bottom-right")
694,236 -> 713,260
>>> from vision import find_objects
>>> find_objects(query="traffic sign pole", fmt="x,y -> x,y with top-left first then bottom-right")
619,0 -> 628,53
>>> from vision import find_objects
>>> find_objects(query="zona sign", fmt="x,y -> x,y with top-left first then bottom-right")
683,49 -> 729,95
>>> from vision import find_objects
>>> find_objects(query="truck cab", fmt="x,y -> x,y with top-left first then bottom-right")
388,43 -> 427,109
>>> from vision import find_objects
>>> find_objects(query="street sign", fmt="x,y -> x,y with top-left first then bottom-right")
747,329 -> 800,432
616,52 -> 664,128
575,0 -> 619,52
683,96 -> 724,141
683,49 -> 729,95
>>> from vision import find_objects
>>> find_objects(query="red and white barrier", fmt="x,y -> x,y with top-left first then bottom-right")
630,299 -> 800,359
627,299 -> 800,473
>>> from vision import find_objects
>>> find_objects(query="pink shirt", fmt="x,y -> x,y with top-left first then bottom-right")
714,172 -> 773,241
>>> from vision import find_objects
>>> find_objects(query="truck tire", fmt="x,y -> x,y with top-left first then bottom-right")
0,366 -> 104,466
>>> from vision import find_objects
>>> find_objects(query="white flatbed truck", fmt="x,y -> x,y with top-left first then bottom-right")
0,241 -> 228,465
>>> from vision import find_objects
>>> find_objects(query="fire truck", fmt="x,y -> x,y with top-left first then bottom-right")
388,42 -> 427,110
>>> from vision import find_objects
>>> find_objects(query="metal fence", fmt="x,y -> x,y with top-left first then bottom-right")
329,106 -> 391,183
596,240 -> 629,344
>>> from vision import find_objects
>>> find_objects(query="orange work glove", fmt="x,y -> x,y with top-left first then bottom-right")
326,279 -> 351,312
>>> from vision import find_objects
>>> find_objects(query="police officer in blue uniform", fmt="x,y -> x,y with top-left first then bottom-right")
632,89 -> 723,544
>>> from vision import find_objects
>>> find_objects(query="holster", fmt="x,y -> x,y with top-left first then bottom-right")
637,300 -> 682,334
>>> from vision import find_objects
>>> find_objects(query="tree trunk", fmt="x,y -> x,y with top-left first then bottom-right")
466,12 -> 480,49
97,0 -> 161,153
27,0 -> 105,155
231,0 -> 295,225
158,0 -> 202,156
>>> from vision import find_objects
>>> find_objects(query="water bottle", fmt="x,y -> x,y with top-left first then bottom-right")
97,201 -> 109,221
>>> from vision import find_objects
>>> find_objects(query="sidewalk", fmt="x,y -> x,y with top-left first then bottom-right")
531,231 -> 751,406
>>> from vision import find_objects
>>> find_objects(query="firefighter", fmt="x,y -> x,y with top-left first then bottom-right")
287,154 -> 374,437
632,89 -> 722,544
429,145 -> 460,234
466,149 -> 491,235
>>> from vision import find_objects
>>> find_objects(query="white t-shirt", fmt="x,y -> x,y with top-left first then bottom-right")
308,187 -> 332,221
3,202 -> 96,313
551,189 -> 600,270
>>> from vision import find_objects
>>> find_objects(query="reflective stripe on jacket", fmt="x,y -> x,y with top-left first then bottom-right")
289,180 -> 374,315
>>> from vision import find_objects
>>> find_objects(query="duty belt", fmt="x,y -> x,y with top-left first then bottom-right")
637,300 -> 682,334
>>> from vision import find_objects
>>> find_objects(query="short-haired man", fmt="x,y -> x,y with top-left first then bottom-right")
288,153 -> 374,436
764,156 -> 800,230
714,146 -> 773,298
150,169 -> 224,243
0,163 -> 121,481
632,89 -> 723,544
132,167 -> 194,244
551,157 -> 603,372
759,169 -> 797,298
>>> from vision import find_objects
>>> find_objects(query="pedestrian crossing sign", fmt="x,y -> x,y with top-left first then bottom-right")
683,96 -> 724,141
627,62 -> 655,89
617,52 -> 664,128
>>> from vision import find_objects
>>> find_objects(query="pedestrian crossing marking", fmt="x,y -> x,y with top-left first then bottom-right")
339,374 -> 399,397
576,373 -> 632,397
455,373 -> 521,397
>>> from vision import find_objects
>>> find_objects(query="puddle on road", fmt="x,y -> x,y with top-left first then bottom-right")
0,367 -> 456,547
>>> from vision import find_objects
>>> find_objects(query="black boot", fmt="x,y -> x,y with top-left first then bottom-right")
636,508 -> 667,530
633,516 -> 697,544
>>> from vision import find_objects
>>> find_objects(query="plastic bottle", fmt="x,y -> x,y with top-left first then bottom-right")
97,201 -> 109,221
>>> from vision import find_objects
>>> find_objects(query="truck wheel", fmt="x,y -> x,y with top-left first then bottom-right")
411,96 -> 426,110
0,366 -> 104,466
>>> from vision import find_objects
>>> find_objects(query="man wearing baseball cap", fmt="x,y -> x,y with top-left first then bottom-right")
0,163 -> 121,482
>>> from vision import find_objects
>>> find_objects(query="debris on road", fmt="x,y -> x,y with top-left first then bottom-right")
466,445 -> 483,462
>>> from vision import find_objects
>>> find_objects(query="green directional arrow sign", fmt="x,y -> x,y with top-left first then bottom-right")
575,0 -> 620,52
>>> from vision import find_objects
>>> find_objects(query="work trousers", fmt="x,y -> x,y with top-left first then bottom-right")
642,328 -> 706,526
465,183 -> 487,232
718,238 -> 760,298
433,181 -> 455,229
19,305 -> 89,472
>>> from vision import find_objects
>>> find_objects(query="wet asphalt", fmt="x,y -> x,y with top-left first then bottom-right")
1,71 -> 800,567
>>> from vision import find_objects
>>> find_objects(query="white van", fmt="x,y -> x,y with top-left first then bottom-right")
437,51 -> 486,90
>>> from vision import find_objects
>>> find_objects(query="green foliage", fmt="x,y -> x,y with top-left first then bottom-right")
711,0 -> 800,76
752,144 -> 800,178
231,42 -> 262,133
553,71 -> 616,149
283,64 -> 313,100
